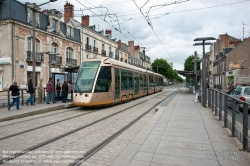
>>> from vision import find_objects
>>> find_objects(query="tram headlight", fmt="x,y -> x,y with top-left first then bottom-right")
85,94 -> 89,97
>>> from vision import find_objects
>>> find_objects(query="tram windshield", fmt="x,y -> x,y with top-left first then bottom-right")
75,61 -> 100,93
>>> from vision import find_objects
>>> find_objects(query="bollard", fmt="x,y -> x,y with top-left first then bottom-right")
219,93 -> 222,120
44,88 -> 46,102
224,95 -> 228,127
34,88 -> 36,103
208,89 -> 211,108
215,91 -> 217,115
211,90 -> 214,111
7,90 -> 10,107
231,99 -> 236,137
155,108 -> 159,112
21,89 -> 24,105
242,103 -> 248,150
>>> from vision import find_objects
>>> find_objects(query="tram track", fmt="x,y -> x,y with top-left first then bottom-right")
0,90 -> 169,141
69,89 -> 179,166
0,107 -> 80,128
0,89 -> 174,164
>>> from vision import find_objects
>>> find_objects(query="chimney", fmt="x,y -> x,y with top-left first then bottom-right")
118,40 -> 121,47
128,41 -> 134,57
81,15 -> 89,26
105,29 -> 112,38
219,33 -> 229,48
42,9 -> 49,15
64,1 -> 74,23
143,49 -> 145,55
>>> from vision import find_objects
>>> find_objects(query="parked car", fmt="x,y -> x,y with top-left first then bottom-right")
227,86 -> 250,112
227,83 -> 247,92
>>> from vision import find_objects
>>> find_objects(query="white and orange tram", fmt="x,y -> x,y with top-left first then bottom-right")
73,57 -> 164,107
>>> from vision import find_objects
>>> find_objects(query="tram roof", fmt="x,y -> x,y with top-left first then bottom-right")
83,57 -> 163,77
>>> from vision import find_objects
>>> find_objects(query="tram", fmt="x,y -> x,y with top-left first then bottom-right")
73,57 -> 164,107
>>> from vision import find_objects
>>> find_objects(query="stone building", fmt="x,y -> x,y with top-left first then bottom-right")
118,40 -> 151,70
210,33 -> 240,88
0,0 -> 81,90
63,2 -> 119,62
225,37 -> 250,85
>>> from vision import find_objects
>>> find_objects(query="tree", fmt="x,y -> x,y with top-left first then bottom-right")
184,55 -> 200,71
151,58 -> 184,82
151,58 -> 172,78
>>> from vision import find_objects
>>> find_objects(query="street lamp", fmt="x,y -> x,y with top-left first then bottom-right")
194,37 -> 216,108
31,0 -> 57,87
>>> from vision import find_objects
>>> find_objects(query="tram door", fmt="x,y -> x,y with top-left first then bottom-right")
134,72 -> 139,95
114,68 -> 120,100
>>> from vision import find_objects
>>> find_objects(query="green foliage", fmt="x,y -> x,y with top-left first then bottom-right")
151,58 -> 184,82
184,55 -> 200,71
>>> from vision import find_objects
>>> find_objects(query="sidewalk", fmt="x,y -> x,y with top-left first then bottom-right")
111,88 -> 250,166
0,101 -> 74,122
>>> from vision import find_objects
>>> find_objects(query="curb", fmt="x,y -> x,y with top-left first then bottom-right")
0,104 -> 75,122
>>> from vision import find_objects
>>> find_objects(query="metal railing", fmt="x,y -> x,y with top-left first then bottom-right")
85,44 -> 92,51
0,88 -> 47,108
101,50 -> 106,56
26,51 -> 44,62
66,58 -> 77,66
207,88 -> 250,150
50,55 -> 62,65
93,47 -> 98,53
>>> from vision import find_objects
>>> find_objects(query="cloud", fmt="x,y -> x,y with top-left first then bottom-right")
19,0 -> 250,71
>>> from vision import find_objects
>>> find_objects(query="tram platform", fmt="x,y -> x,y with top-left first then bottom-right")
0,102 -> 74,122
111,88 -> 250,166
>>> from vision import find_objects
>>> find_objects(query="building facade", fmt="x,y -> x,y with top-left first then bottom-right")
211,33 -> 240,88
0,0 -> 81,90
225,37 -> 250,85
63,3 -> 119,63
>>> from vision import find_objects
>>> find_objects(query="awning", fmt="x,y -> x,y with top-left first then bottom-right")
0,57 -> 11,65
177,70 -> 194,76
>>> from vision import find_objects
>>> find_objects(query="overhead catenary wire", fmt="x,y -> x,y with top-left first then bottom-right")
75,0 -> 160,61
133,0 -> 174,61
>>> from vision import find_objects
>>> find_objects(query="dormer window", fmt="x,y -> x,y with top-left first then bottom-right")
30,9 -> 34,24
67,26 -> 72,37
52,19 -> 57,31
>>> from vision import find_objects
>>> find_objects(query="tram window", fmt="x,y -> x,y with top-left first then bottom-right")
134,73 -> 139,89
143,74 -> 147,88
139,74 -> 143,88
94,67 -> 111,92
128,71 -> 134,90
75,61 -> 100,93
121,70 -> 128,90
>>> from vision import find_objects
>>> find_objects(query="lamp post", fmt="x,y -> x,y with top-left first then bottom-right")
194,37 -> 216,108
31,0 -> 57,87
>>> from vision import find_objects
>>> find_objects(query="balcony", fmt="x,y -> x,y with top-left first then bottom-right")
101,50 -> 106,56
93,47 -> 98,53
115,55 -> 119,60
85,44 -> 92,52
26,51 -> 44,62
66,58 -> 77,66
50,55 -> 62,65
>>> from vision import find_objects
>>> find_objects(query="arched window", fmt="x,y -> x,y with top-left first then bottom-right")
27,37 -> 40,52
66,47 -> 74,59
51,42 -> 58,54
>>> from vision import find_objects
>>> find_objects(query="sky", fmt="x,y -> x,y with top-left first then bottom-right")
19,0 -> 250,70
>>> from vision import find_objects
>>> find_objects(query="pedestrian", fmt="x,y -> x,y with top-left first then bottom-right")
56,79 -> 61,101
61,81 -> 68,103
26,77 -> 35,106
46,77 -> 56,104
8,81 -> 20,110
67,80 -> 72,101
37,78 -> 43,103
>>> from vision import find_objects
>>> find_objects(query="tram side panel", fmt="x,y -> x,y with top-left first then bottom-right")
91,66 -> 114,106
